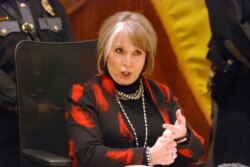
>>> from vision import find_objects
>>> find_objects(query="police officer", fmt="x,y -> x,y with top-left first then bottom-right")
0,0 -> 74,166
206,0 -> 250,166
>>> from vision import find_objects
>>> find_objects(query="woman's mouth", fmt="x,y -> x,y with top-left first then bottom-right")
121,71 -> 131,77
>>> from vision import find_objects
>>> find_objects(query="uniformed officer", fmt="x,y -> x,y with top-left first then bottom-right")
206,0 -> 250,166
0,0 -> 74,166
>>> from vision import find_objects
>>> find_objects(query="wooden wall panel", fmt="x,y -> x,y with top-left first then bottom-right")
64,0 -> 210,162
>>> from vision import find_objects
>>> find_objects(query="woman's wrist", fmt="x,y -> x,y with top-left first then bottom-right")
176,130 -> 189,144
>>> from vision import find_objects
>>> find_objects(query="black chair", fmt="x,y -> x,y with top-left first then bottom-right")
14,40 -> 97,167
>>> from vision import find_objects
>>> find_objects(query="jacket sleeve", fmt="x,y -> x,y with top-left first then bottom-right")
66,84 -> 147,167
168,91 -> 204,166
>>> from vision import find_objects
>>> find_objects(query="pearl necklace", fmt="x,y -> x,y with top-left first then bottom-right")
116,80 -> 148,148
116,82 -> 143,100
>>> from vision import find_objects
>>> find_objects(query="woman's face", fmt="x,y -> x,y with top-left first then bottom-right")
106,34 -> 146,85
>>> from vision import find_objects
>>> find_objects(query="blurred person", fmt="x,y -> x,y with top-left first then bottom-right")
0,0 -> 74,166
206,0 -> 250,166
66,11 -> 204,167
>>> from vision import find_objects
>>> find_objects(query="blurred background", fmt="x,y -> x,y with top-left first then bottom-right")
59,0 -> 211,162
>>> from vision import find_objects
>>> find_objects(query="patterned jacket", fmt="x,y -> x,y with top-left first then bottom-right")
66,74 -> 204,167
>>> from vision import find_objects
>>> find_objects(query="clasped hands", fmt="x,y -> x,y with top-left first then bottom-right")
149,109 -> 187,165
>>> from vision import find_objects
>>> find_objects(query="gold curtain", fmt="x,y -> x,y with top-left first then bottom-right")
151,0 -> 212,124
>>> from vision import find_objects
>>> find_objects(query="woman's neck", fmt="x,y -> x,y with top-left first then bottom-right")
114,77 -> 141,94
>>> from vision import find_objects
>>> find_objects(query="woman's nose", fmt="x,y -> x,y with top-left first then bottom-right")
122,54 -> 132,67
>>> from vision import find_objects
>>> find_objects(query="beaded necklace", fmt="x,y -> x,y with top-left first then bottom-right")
116,82 -> 143,100
116,80 -> 148,148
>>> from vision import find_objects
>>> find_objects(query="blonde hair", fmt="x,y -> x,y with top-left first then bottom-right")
97,11 -> 157,76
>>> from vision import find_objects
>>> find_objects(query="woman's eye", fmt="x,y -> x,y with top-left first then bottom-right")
115,48 -> 123,53
134,50 -> 142,56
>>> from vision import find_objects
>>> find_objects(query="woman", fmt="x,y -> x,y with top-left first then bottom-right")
67,11 -> 204,167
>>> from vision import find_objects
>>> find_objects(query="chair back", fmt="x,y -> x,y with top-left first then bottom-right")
15,40 -> 97,166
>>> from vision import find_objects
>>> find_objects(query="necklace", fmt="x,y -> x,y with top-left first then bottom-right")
116,80 -> 148,148
116,81 -> 143,100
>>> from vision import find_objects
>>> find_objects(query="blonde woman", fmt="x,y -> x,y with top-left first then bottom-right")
67,11 -> 204,167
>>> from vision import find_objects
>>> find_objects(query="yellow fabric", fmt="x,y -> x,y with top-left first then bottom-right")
151,0 -> 212,124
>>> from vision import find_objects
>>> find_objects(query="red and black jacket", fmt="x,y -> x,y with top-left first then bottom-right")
66,74 -> 204,167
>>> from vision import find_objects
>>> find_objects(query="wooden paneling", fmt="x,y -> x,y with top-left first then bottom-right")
59,0 -> 87,15
62,0 -> 210,162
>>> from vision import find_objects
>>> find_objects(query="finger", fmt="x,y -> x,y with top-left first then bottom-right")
162,123 -> 176,130
169,141 -> 177,147
162,136 -> 175,143
175,109 -> 186,125
162,124 -> 178,135
162,129 -> 176,141
172,153 -> 177,159
158,136 -> 169,144
166,142 -> 177,152
168,153 -> 176,164
162,125 -> 180,140
162,128 -> 172,136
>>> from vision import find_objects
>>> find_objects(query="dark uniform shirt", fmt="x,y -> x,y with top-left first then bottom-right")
206,0 -> 250,166
0,0 -> 74,166
0,0 -> 74,107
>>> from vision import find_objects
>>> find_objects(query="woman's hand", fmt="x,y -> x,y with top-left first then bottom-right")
149,129 -> 177,165
162,109 -> 187,140
149,109 -> 187,165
